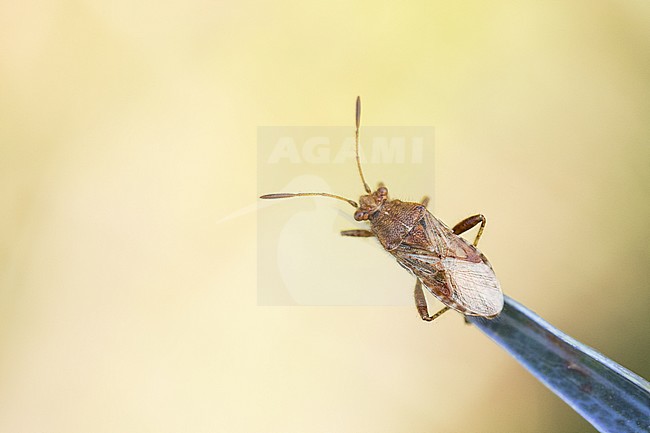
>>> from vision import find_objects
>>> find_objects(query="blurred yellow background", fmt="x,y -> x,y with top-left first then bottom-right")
1,1 -> 649,432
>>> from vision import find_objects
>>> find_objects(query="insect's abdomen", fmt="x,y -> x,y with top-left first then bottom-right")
380,204 -> 504,317
396,250 -> 503,317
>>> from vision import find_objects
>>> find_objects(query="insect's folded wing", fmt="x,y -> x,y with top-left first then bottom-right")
439,258 -> 504,317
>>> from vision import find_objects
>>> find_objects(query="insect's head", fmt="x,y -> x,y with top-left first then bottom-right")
354,186 -> 387,221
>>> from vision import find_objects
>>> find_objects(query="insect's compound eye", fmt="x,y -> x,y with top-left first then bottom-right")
354,209 -> 368,221
377,187 -> 388,197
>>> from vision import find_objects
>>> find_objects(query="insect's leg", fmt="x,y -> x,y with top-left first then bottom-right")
452,214 -> 486,247
420,196 -> 430,208
341,229 -> 374,237
414,279 -> 451,322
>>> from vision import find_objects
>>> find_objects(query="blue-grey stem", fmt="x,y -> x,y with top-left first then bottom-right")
467,296 -> 650,433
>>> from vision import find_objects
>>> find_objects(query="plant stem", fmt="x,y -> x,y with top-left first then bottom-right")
467,296 -> 650,433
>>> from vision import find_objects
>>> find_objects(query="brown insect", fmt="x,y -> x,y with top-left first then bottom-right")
261,97 -> 503,321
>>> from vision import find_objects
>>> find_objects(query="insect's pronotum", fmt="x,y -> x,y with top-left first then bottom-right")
261,97 -> 504,321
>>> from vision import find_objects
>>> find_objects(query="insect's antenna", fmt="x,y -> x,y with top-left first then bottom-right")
260,192 -> 358,208
355,96 -> 372,194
